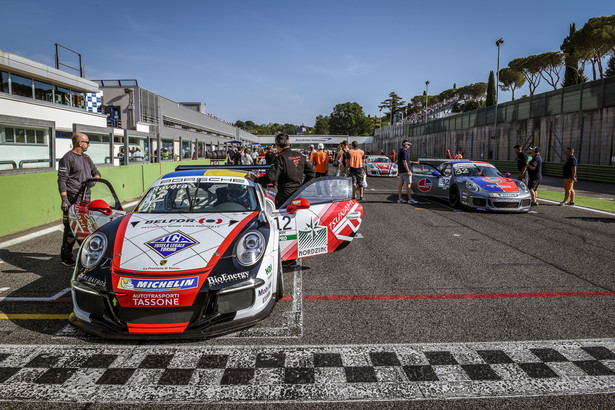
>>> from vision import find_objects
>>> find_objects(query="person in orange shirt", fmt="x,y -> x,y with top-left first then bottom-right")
454,150 -> 463,159
348,141 -> 365,200
313,143 -> 329,177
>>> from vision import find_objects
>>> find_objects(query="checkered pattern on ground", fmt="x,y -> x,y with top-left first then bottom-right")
1,339 -> 615,402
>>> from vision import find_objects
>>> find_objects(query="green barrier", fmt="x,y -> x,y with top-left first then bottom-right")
0,159 -> 211,238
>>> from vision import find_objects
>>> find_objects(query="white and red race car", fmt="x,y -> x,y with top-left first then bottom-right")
67,167 -> 363,338
364,155 -> 398,177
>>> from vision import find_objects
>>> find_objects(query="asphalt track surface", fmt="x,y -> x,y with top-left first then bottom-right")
0,176 -> 615,408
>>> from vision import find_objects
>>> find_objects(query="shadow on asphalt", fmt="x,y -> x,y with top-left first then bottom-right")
565,216 -> 615,224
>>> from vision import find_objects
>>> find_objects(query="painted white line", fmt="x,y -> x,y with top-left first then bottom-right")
355,233 -> 364,239
538,198 -> 615,216
0,288 -> 70,302
0,225 -> 63,249
0,287 -> 9,293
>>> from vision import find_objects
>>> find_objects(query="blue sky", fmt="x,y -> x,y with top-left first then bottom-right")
2,0 -> 613,126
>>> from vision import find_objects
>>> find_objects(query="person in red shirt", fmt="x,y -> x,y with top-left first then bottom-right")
390,150 -> 396,162
445,149 -> 452,159
313,143 -> 329,177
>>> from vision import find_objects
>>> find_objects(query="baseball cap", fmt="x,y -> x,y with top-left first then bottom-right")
402,140 -> 411,146
317,143 -> 324,150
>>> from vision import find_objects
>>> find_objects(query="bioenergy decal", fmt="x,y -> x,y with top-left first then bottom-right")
297,218 -> 328,257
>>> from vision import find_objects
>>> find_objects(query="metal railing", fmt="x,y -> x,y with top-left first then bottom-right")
18,159 -> 52,168
0,161 -> 17,169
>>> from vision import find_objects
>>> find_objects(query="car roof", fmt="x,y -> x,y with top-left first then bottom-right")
161,169 -> 248,179
472,160 -> 495,166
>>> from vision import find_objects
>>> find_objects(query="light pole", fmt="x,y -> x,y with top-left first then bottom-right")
424,80 -> 430,126
493,38 -> 504,159
379,107 -> 382,128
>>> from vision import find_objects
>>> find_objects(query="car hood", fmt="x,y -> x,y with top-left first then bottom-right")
112,211 -> 259,274
467,177 -> 519,193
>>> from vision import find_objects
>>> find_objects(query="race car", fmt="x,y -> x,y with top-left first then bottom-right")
364,155 -> 398,177
67,167 -> 363,338
410,159 -> 531,212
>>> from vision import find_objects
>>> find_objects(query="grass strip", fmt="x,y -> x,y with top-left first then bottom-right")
538,189 -> 615,213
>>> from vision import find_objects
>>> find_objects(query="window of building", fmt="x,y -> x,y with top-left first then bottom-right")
54,86 -> 70,106
34,80 -> 53,102
10,73 -> 33,98
128,136 -> 149,162
0,124 -> 52,171
0,71 -> 8,93
71,90 -> 85,109
160,139 -> 174,161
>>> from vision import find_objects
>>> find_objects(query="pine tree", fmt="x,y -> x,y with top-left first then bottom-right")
486,71 -> 496,106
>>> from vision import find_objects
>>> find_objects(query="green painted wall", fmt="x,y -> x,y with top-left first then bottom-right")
0,159 -> 210,238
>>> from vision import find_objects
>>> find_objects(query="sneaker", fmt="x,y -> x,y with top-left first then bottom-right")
559,201 -> 566,206
397,199 -> 405,203
531,202 -> 539,206
359,196 -> 364,201
567,202 -> 575,206
61,257 -> 76,267
408,199 -> 418,205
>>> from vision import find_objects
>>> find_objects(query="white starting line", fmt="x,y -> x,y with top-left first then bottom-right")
0,288 -> 70,303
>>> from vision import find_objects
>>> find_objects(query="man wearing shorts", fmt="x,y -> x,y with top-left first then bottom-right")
561,147 -> 578,206
527,147 -> 542,206
397,140 -> 418,205
348,141 -> 365,200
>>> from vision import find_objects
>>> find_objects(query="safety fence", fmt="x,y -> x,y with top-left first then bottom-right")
373,77 -> 615,168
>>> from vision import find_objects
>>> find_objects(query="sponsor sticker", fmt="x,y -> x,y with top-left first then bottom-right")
257,286 -> 270,297
207,271 -> 250,286
132,293 -> 180,307
117,277 -> 199,291
76,273 -> 106,288
145,231 -> 199,258
265,265 -> 272,276
418,178 -> 432,192
297,219 -> 328,257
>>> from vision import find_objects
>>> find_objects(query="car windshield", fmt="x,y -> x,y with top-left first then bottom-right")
474,165 -> 502,177
452,164 -> 483,176
137,181 -> 260,213
369,157 -> 390,163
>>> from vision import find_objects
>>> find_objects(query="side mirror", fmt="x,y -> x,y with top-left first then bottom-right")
89,199 -> 113,215
286,198 -> 310,215
505,172 -> 512,178
431,171 -> 442,177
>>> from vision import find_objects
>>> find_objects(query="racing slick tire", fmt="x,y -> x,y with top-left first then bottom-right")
449,185 -> 462,209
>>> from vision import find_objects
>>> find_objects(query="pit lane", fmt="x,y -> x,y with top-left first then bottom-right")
0,176 -> 615,406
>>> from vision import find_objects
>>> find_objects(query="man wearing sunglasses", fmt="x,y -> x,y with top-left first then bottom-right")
57,133 -> 101,266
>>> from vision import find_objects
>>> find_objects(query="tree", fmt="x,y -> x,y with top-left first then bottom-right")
498,67 -> 526,100
313,115 -> 330,135
572,15 -> 615,80
509,56 -> 542,95
234,120 -> 246,129
536,51 -> 564,90
561,23 -> 581,86
378,92 -> 406,124
606,55 -> 615,77
457,82 -> 487,102
329,102 -> 372,136
486,71 -> 496,106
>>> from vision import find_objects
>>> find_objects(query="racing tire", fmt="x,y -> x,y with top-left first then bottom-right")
449,185 -> 461,209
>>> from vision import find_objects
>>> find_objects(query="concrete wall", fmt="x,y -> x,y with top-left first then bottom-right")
0,159 -> 211,238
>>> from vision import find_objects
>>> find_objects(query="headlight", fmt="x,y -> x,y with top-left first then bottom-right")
392,164 -> 398,170
80,233 -> 108,268
465,181 -> 479,192
518,181 -> 529,192
235,231 -> 265,266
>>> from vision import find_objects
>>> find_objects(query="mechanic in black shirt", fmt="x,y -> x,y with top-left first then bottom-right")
513,144 -> 528,185
264,146 -> 276,165
247,132 -> 315,208
57,133 -> 101,266
561,146 -> 578,206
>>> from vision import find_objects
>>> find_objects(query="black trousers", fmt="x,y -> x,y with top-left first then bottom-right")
61,192 -> 80,260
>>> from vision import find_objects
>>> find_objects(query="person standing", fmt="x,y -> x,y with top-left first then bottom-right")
561,147 -> 578,206
251,148 -> 259,164
247,132 -> 315,208
313,143 -> 329,177
241,148 -> 253,165
264,146 -> 276,165
348,141 -> 365,200
57,133 -> 101,266
454,150 -> 463,159
527,147 -> 542,206
397,140 -> 418,205
390,149 -> 396,163
445,149 -> 452,159
513,144 -> 529,186
232,148 -> 242,165
226,146 -> 234,165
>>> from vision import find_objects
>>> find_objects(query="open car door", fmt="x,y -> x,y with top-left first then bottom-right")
67,178 -> 126,244
411,163 -> 448,198
272,177 -> 363,261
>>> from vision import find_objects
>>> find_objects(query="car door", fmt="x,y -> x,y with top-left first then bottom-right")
68,178 -> 126,243
271,177 -> 363,261
410,163 -> 447,198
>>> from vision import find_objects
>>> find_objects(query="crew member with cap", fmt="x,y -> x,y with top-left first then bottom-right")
247,132 -> 315,208
397,140 -> 418,205
57,132 -> 101,266
527,146 -> 543,206
313,143 -> 329,177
